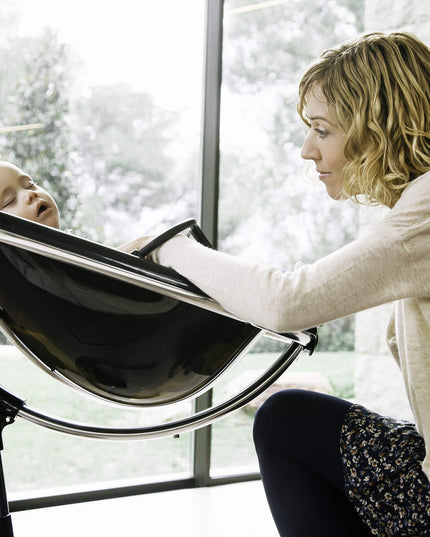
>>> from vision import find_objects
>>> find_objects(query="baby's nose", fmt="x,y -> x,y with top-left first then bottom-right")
23,189 -> 37,204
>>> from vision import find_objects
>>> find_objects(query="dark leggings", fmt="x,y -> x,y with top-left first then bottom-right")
253,389 -> 373,537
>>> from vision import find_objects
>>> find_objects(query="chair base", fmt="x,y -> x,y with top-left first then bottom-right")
0,514 -> 14,537
0,394 -> 23,537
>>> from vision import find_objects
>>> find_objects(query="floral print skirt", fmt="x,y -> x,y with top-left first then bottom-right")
340,404 -> 430,536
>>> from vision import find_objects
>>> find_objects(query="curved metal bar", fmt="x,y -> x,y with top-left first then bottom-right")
17,342 -> 304,441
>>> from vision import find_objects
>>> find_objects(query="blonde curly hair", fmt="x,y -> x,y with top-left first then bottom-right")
298,32 -> 430,207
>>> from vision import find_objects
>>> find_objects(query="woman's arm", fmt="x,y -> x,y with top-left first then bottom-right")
155,191 -> 430,333
155,232 -> 402,332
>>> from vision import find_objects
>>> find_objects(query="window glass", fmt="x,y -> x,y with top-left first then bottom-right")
211,0 -> 364,475
0,0 -> 204,496
0,0 -> 203,242
3,349 -> 192,496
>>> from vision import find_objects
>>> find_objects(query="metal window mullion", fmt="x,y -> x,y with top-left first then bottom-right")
198,0 -> 223,246
193,0 -> 224,487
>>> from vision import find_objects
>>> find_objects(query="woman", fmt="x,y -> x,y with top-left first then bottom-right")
150,32 -> 430,536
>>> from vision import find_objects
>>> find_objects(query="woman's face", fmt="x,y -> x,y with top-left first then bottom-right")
300,85 -> 347,200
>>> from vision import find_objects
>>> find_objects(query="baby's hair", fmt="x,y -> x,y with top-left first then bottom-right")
298,32 -> 430,207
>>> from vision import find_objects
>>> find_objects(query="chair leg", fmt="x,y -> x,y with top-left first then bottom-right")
0,389 -> 23,537
0,445 -> 14,537
0,514 -> 14,537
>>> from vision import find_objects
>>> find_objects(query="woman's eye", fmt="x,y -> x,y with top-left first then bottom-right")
315,128 -> 327,137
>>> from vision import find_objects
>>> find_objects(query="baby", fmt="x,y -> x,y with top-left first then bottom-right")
0,160 -> 150,254
0,161 -> 60,229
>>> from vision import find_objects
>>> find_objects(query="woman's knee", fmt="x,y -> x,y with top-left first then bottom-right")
253,389 -> 314,446
255,388 -> 321,423
253,388 -> 353,448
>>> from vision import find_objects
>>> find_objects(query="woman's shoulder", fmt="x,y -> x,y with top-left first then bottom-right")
378,172 -> 430,263
386,171 -> 430,225
397,171 -> 430,205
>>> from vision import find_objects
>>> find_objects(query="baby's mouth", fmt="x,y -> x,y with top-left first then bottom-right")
37,202 -> 49,217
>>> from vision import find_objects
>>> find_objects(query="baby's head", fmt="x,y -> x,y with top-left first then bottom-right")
0,161 -> 60,229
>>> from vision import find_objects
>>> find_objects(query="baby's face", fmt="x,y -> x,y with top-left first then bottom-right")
0,162 -> 60,229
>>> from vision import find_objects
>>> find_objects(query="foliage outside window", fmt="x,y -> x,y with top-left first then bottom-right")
0,1 -> 201,244
211,0 -> 364,475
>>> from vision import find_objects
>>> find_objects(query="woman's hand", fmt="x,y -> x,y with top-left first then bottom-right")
118,236 -> 155,254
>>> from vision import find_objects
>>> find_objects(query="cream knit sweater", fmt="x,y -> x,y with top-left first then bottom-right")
157,171 -> 430,479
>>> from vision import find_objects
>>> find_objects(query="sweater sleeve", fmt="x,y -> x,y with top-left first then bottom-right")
156,176 -> 430,333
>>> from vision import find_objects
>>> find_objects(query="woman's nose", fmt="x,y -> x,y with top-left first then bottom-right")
300,131 -> 319,161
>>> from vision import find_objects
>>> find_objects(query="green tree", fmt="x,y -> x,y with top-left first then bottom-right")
0,1 -> 21,109
220,0 -> 364,262
224,0 -> 364,95
74,84 -> 196,244
1,28 -> 80,231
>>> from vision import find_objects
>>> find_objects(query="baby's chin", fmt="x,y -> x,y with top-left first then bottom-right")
39,215 -> 60,229
43,210 -> 61,229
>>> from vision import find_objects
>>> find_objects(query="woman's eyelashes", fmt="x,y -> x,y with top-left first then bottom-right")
315,127 -> 328,138
306,121 -> 328,138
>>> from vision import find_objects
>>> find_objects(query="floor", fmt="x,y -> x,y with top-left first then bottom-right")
11,481 -> 279,537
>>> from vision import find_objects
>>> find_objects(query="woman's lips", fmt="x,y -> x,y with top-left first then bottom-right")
317,171 -> 331,181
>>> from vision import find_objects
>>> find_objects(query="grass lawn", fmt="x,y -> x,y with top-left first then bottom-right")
0,346 -> 355,494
